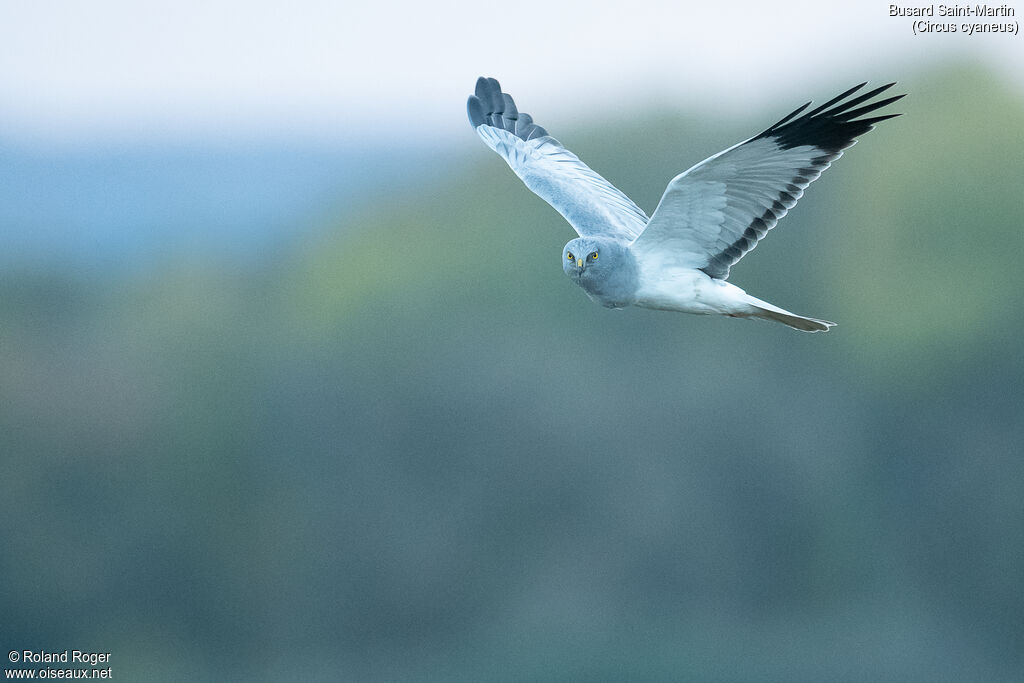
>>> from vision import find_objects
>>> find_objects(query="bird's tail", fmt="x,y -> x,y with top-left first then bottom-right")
744,295 -> 835,333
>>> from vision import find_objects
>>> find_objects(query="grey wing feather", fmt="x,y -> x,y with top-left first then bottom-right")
467,77 -> 648,240
633,83 -> 904,279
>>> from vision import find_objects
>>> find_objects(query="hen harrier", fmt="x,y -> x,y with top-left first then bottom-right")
467,77 -> 903,331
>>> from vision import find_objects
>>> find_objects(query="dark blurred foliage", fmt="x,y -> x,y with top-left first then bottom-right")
1,65 -> 1022,680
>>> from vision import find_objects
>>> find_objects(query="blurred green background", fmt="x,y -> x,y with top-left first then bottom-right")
2,56 -> 1023,679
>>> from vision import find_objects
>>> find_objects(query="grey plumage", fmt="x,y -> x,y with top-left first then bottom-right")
562,236 -> 639,310
468,77 -> 649,239
467,77 -> 904,332
469,77 -> 548,140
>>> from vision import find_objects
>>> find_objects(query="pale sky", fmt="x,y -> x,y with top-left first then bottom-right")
1,0 -> 1020,144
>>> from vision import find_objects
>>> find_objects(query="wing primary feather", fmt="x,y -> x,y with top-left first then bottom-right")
478,78 -> 504,126
821,83 -> 898,118
484,77 -> 502,107
467,96 -> 485,128
762,102 -> 811,131
502,94 -> 519,122
474,77 -> 491,101
845,113 -> 903,129
801,82 -> 867,118
832,94 -> 906,122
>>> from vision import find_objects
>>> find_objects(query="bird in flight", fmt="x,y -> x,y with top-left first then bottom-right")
467,77 -> 903,332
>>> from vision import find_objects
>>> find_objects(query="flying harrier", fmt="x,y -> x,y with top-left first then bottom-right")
467,77 -> 903,331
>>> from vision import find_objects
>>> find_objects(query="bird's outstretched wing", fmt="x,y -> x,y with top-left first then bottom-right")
632,83 -> 905,279
468,77 -> 649,241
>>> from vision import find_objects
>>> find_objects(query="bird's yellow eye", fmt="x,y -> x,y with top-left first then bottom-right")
567,252 -> 575,261
590,251 -> 599,260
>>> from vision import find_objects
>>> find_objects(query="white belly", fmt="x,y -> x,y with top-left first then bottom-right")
633,268 -> 752,316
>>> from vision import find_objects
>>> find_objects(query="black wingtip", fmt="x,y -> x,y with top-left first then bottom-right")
475,77 -> 501,106
474,76 -> 495,99
836,94 -> 906,122
803,82 -> 867,118
467,77 -> 553,142
771,101 -> 812,130
755,81 -> 906,152
467,95 -> 485,128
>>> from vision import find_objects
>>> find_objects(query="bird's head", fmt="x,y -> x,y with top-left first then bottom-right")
561,237 -> 639,308
562,237 -> 608,281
